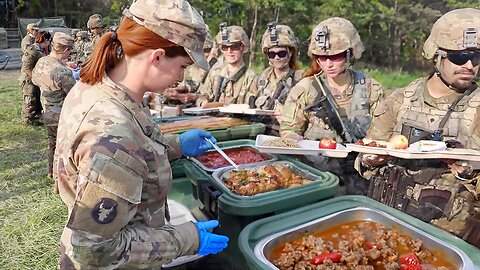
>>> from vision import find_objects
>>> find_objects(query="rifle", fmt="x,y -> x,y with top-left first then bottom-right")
212,66 -> 247,102
305,75 -> 354,143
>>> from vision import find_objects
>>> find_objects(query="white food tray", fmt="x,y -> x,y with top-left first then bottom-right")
219,104 -> 275,115
255,134 -> 350,158
182,107 -> 219,115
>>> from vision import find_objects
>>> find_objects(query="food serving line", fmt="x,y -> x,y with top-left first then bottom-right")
152,108 -> 480,269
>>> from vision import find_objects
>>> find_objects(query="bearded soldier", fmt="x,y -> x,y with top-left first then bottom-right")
250,23 -> 303,134
360,8 -> 480,248
196,23 -> 257,107
280,17 -> 385,195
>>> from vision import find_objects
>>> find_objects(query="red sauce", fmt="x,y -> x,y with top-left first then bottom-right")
195,147 -> 268,169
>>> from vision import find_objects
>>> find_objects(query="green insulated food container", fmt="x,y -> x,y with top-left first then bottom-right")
184,139 -> 339,268
239,196 -> 480,270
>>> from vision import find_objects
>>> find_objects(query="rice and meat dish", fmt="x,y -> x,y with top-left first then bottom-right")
195,147 -> 269,169
225,163 -> 310,196
262,138 -> 300,148
271,221 -> 456,270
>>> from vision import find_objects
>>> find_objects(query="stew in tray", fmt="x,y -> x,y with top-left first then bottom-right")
270,220 -> 456,270
195,147 -> 269,169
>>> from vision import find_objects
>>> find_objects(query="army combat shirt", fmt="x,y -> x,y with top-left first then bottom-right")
281,69 -> 385,142
54,75 -> 199,269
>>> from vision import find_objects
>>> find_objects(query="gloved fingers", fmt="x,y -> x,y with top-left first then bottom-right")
209,136 -> 217,144
198,143 -> 213,152
195,220 -> 219,230
196,129 -> 213,139
205,240 -> 229,250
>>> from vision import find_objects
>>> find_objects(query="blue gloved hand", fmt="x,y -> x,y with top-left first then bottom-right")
179,129 -> 217,157
72,68 -> 80,80
195,220 -> 229,256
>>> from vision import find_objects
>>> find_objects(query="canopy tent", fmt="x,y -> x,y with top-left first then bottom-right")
18,17 -> 68,38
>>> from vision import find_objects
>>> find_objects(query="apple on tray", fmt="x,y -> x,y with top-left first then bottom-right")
319,137 -> 337,149
389,135 -> 409,150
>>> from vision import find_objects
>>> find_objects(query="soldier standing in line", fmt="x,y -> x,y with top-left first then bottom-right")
72,30 -> 89,65
53,0 -> 228,268
19,31 -> 51,125
196,23 -> 257,107
32,32 -> 76,180
250,23 -> 304,135
21,23 -> 39,52
359,8 -> 480,248
280,17 -> 385,195
83,14 -> 105,60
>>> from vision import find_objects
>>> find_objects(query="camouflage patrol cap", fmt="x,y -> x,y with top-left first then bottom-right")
76,31 -> 88,39
52,32 -> 74,47
27,23 -> 39,30
261,24 -> 297,52
71,29 -> 79,37
87,14 -> 105,29
308,17 -> 364,59
125,0 -> 209,71
217,24 -> 250,52
423,8 -> 480,59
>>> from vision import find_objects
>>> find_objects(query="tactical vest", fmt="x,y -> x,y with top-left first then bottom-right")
254,68 -> 302,109
393,78 -> 480,145
305,70 -> 371,141
213,65 -> 249,103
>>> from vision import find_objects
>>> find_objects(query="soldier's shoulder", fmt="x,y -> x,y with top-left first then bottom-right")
245,68 -> 257,78
393,77 -> 428,99
289,76 -> 312,96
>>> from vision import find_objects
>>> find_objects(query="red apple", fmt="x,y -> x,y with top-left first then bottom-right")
319,138 -> 337,149
389,134 -> 409,149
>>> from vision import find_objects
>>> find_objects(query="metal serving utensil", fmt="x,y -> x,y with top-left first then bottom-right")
204,138 -> 239,170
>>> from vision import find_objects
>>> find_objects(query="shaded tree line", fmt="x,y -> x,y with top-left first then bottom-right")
5,0 -> 479,70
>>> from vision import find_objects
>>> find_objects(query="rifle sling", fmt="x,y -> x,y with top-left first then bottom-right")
214,65 -> 248,102
436,88 -> 472,132
265,69 -> 295,109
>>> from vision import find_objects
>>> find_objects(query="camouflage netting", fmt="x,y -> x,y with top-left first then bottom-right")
0,28 -> 7,49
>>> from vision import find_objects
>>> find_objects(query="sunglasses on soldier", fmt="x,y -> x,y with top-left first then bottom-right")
316,51 -> 347,62
221,42 -> 243,52
445,50 -> 480,66
267,50 -> 288,59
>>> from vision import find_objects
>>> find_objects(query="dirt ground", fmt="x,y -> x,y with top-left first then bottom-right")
0,69 -> 20,81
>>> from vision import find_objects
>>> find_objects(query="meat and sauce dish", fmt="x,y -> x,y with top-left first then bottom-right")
270,221 -> 456,270
356,139 -> 387,148
224,163 -> 311,196
195,147 -> 269,169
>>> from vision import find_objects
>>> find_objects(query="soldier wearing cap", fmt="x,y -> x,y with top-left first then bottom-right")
360,8 -> 480,248
72,30 -> 89,64
54,0 -> 228,268
21,23 -> 39,52
196,23 -> 257,107
280,17 -> 385,194
19,31 -> 52,125
250,23 -> 304,134
32,32 -> 76,180
83,14 -> 105,59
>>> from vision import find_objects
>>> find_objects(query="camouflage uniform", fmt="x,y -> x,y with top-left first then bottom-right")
362,8 -> 480,247
73,31 -> 89,64
196,25 -> 256,105
32,32 -> 76,177
20,43 -> 45,123
281,18 -> 385,195
84,14 -> 105,60
54,1 -> 209,268
21,23 -> 38,52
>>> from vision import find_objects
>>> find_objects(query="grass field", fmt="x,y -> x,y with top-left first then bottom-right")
0,70 -> 65,270
0,68 -> 420,269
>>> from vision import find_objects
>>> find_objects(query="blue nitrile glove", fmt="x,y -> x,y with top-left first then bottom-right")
72,68 -> 80,80
195,220 -> 229,256
179,129 -> 217,157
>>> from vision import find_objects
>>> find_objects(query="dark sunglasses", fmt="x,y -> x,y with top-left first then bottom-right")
221,43 -> 242,52
267,50 -> 288,59
317,51 -> 347,62
446,50 -> 480,66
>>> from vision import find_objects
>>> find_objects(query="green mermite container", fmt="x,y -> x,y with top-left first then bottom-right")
170,159 -> 187,179
239,196 -> 480,270
183,139 -> 339,268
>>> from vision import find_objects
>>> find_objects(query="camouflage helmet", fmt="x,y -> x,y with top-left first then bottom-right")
423,8 -> 480,59
26,23 -> 39,31
124,0 -> 209,71
216,23 -> 250,52
71,29 -> 79,37
76,31 -> 88,39
307,17 -> 364,59
204,32 -> 214,50
52,32 -> 74,47
261,23 -> 297,52
87,14 -> 105,29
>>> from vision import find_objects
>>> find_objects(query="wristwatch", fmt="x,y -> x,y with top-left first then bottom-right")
455,161 -> 475,180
